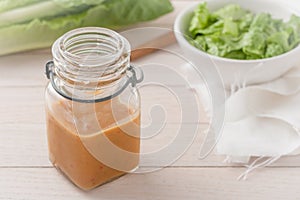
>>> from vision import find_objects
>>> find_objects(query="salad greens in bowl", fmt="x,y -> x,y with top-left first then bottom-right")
174,0 -> 300,87
188,2 -> 300,60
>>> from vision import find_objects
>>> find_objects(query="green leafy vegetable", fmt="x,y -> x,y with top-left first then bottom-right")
0,0 -> 173,55
188,2 -> 300,60
214,4 -> 248,20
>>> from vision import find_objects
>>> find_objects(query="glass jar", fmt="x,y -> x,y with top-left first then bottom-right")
45,27 -> 143,190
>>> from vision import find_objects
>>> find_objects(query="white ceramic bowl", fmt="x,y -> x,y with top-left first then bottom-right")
174,0 -> 300,88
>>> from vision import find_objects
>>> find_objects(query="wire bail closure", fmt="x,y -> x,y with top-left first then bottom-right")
45,61 -> 143,103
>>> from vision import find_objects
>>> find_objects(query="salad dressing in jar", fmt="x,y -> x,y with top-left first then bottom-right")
45,27 -> 142,190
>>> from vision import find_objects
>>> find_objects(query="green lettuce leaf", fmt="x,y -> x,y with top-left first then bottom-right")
0,0 -> 173,55
223,17 -> 239,36
242,27 -> 266,58
265,43 -> 284,58
82,0 -> 173,28
194,20 -> 223,35
224,50 -> 246,60
214,4 -> 249,20
0,0 -> 105,28
285,15 -> 300,49
238,13 -> 254,31
267,31 -> 290,51
189,2 -> 215,37
0,0 -> 41,12
188,2 -> 300,60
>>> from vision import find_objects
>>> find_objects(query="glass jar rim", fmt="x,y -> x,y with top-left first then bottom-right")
56,27 -> 127,67
52,27 -> 131,83
46,27 -> 143,103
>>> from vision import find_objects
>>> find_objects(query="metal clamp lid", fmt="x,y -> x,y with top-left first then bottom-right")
45,61 -> 143,103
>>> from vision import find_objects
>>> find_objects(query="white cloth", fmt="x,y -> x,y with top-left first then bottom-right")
179,63 -> 300,168
217,66 -> 300,163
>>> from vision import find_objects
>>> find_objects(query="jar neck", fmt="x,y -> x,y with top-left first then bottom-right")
51,27 -> 131,101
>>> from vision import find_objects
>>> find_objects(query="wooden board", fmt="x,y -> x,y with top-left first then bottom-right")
1,0 -> 300,199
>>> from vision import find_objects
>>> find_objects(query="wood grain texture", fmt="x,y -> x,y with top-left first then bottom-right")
0,44 -> 200,87
0,54 -> 50,87
0,124 -> 207,167
2,122 -> 300,168
0,85 -> 208,125
1,168 -> 300,200
0,1 -> 300,199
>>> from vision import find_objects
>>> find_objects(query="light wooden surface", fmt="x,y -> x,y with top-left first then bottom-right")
1,1 -> 300,199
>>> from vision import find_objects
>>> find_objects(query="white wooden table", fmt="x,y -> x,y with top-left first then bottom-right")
1,1 -> 300,199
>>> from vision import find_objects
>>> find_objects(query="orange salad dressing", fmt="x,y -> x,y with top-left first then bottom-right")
46,99 -> 140,190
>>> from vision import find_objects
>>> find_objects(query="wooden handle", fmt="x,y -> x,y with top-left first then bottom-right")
130,31 -> 176,61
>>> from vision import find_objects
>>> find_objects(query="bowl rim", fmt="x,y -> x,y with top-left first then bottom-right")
174,1 -> 300,64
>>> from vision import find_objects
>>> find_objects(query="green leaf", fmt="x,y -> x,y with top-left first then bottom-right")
82,0 -> 173,28
265,43 -> 284,58
0,0 -> 41,13
267,31 -> 290,52
0,0 -> 105,28
193,36 -> 207,51
194,20 -> 224,35
189,2 -> 213,37
188,2 -> 300,60
0,0 -> 173,55
224,50 -> 246,60
238,13 -> 254,32
223,17 -> 239,36
242,27 -> 266,58
214,4 -> 249,20
286,15 -> 300,48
